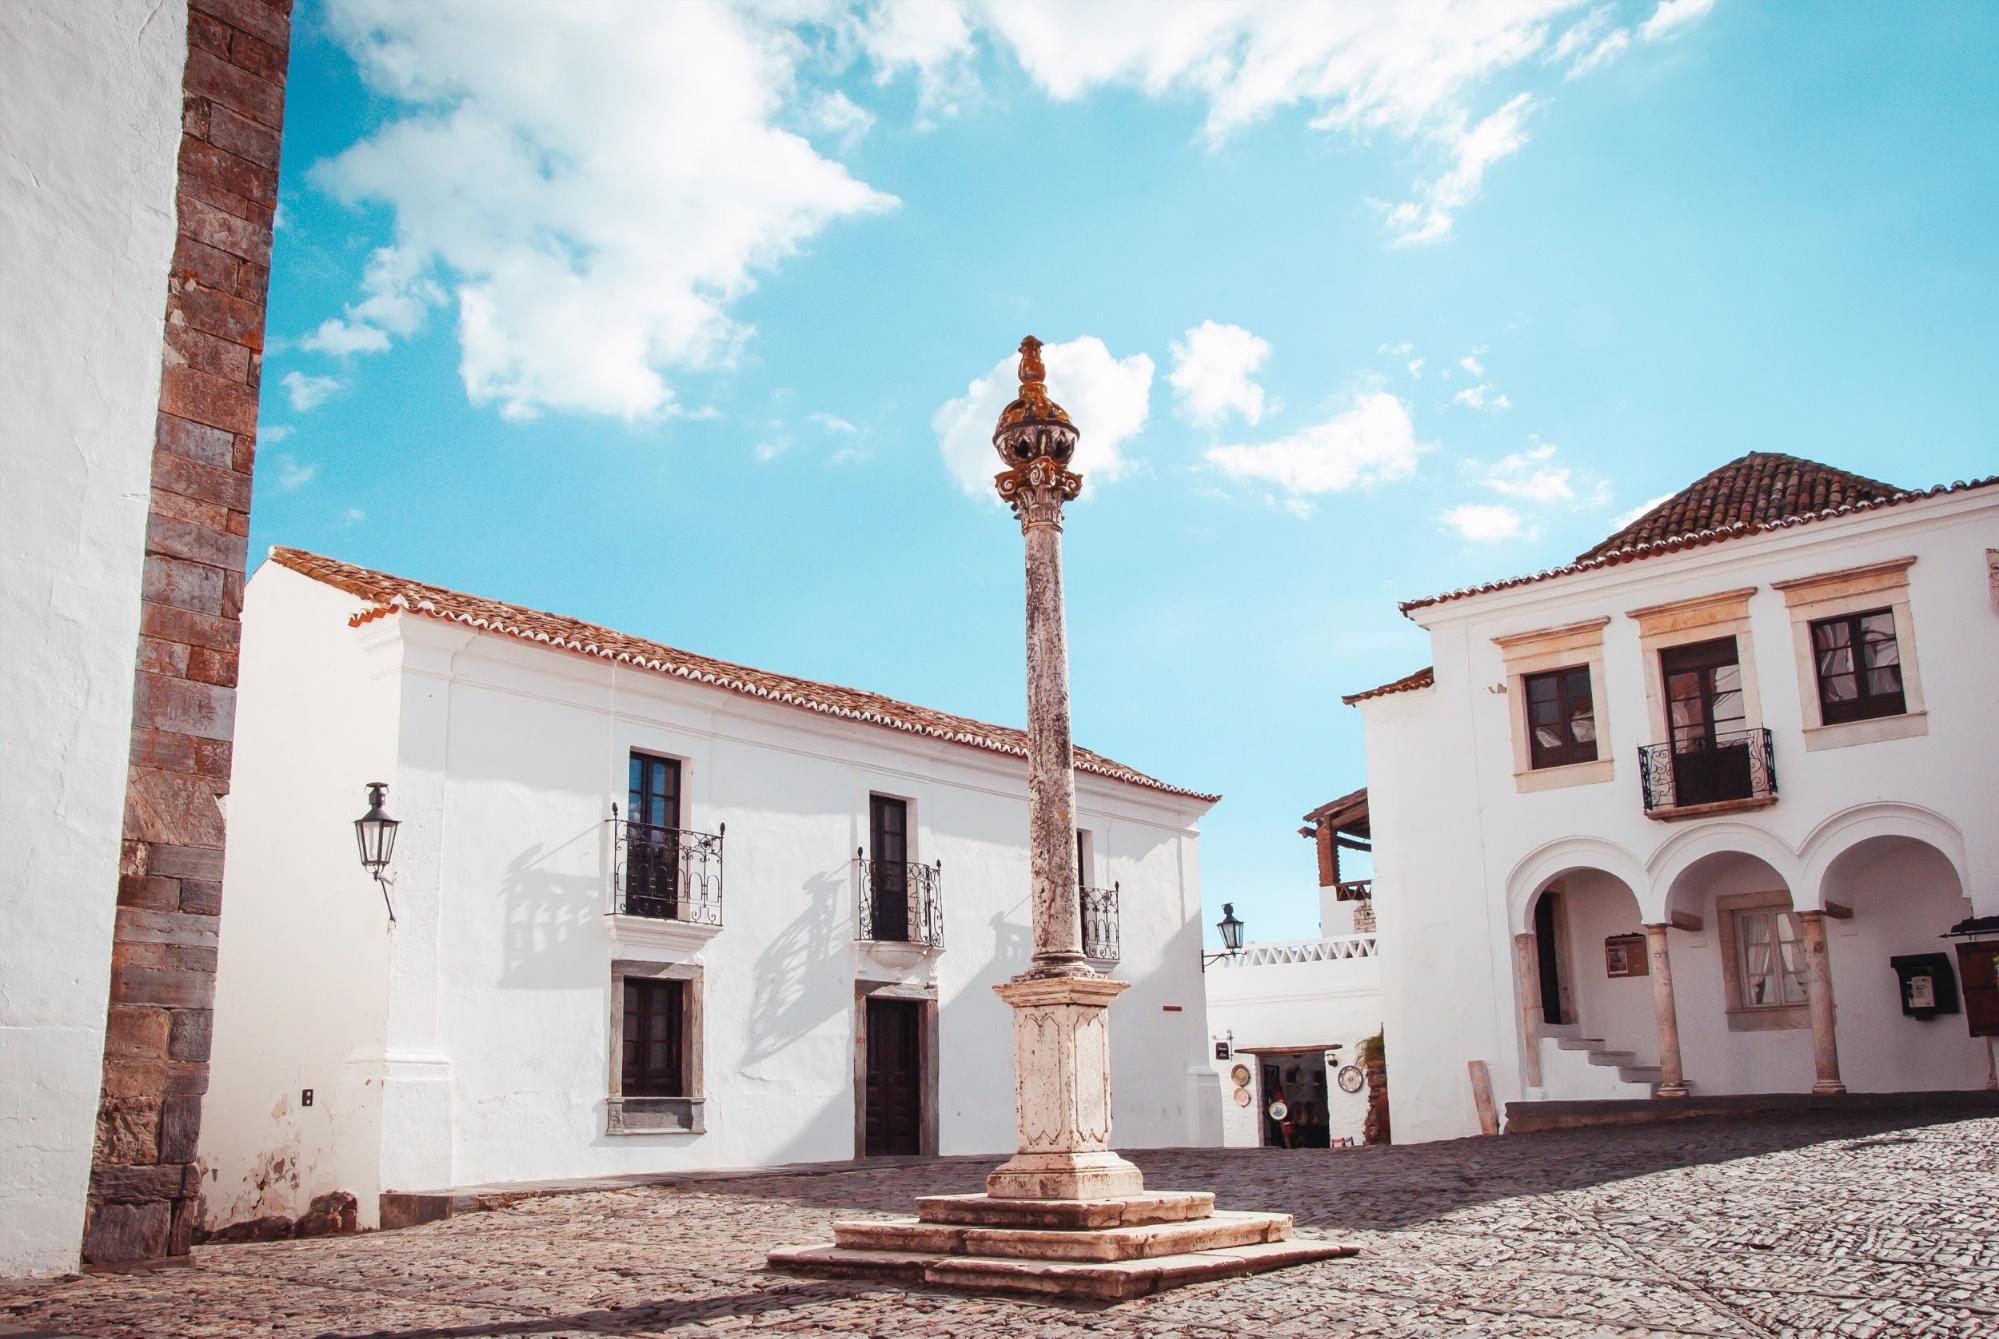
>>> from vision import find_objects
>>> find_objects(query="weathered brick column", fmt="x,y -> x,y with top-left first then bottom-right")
85,0 -> 293,1267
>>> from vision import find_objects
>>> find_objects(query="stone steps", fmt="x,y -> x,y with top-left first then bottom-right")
834,1209 -> 1286,1263
914,1189 -> 1214,1230
768,1238 -> 1358,1303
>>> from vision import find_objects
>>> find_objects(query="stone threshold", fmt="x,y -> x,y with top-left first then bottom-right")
379,1152 -> 1000,1230
1507,1088 -> 1999,1134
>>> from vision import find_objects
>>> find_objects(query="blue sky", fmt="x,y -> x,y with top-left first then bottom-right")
257,1 -> 1997,944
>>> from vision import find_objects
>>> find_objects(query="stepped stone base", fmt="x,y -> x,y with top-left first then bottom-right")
768,1192 -> 1357,1302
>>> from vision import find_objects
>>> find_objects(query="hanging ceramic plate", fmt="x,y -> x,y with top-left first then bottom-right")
1230,1063 -> 1252,1086
1232,1086 -> 1252,1107
1338,1064 -> 1366,1093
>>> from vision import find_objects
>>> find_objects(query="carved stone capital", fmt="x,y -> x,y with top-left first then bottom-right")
995,459 -> 1083,530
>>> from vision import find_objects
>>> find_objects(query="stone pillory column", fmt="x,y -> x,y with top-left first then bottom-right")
766,339 -> 1357,1300
984,336 -> 1145,1202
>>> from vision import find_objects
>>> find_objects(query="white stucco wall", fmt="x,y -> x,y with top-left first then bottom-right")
1363,489 -> 1999,1144
0,0 -> 186,1277
203,560 -> 1218,1222
1204,948 -> 1380,1147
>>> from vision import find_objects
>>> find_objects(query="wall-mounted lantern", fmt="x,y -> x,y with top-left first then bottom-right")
1203,902 -> 1245,971
353,781 -> 400,924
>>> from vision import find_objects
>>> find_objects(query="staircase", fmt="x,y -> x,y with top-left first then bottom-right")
1538,1023 -> 1671,1099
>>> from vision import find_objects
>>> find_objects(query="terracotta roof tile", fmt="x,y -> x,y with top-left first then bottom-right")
1401,458 -> 1996,615
1341,666 -> 1434,705
268,548 -> 1219,804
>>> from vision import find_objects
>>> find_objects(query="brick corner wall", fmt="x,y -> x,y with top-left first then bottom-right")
84,0 -> 294,1267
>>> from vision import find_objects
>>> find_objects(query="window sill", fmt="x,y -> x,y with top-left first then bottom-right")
1644,794 -> 1777,823
606,1096 -> 705,1135
1725,1004 -> 1809,1033
607,913 -> 721,963
1801,710 -> 1928,752
1513,757 -> 1615,793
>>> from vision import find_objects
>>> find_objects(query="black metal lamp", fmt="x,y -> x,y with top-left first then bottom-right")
354,781 -> 400,923
1203,902 -> 1245,970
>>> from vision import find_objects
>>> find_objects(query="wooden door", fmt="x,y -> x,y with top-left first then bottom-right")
1661,638 -> 1750,805
1534,890 -> 1568,1026
869,795 -> 910,942
865,997 -> 922,1156
627,754 -> 682,916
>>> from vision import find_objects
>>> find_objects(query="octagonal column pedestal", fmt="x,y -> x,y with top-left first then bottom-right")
986,974 -> 1145,1201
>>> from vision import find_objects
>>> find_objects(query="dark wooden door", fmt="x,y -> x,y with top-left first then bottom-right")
628,754 -> 683,917
869,795 -> 909,942
865,998 -> 922,1156
1534,891 -> 1566,1026
1661,639 -> 1750,805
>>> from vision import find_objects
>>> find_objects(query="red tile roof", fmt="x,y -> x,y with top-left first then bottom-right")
1340,666 -> 1434,705
268,548 -> 1219,804
1401,456 -> 1996,615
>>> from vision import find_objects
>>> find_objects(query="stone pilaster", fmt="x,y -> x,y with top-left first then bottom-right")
1644,923 -> 1689,1098
86,0 -> 294,1267
1513,932 -> 1542,1089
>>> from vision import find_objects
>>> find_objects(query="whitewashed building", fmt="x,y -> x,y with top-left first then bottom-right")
1352,453 -> 1999,1144
199,549 -> 1222,1230
1204,789 -> 1383,1149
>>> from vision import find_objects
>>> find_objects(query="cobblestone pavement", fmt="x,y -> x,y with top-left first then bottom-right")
5,1112 -> 1996,1338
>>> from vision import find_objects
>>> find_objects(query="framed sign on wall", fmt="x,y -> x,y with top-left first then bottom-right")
1604,933 -> 1649,978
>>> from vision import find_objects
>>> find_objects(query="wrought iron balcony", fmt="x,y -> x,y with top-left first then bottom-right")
1638,727 -> 1777,814
855,851 -> 944,948
1080,884 -> 1121,962
611,816 -> 724,924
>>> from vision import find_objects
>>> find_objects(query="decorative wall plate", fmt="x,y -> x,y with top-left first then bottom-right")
1338,1064 -> 1366,1094
1232,1086 -> 1252,1107
1230,1063 -> 1252,1086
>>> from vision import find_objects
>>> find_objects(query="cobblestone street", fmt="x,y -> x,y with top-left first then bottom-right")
5,1112 -> 1995,1338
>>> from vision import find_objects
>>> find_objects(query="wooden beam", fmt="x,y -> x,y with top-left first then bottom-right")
1467,1060 -> 1500,1136
1669,911 -> 1704,932
1335,835 -> 1372,852
1823,901 -> 1854,920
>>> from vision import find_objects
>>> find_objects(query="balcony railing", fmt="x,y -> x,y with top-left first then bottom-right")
1333,879 -> 1372,903
611,816 -> 724,924
1080,884 -> 1121,962
855,851 -> 944,948
1638,727 -> 1777,814
1212,934 -> 1379,968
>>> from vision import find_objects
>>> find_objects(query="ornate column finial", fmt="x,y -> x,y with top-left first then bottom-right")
993,334 -> 1081,529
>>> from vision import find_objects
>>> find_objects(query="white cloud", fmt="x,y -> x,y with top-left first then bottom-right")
1441,502 -> 1531,542
1380,92 -> 1539,246
933,336 -> 1154,497
1475,442 -> 1572,502
1640,0 -> 1716,42
804,90 -> 875,151
1169,321 -> 1272,427
310,1 -> 895,421
864,2 -> 1580,244
827,445 -> 872,467
260,425 -> 294,444
1459,350 -> 1486,376
1569,28 -> 1631,77
754,438 -> 790,462
1612,492 -> 1674,529
1453,384 -> 1513,412
301,317 -> 392,356
809,411 -> 859,435
1377,341 -> 1414,357
282,371 -> 343,412
1205,391 -> 1429,500
1407,357 -> 1426,378
272,455 -> 319,491
342,507 -> 366,525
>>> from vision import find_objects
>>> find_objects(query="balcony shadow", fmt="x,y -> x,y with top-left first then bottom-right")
740,869 -> 847,1067
496,822 -> 608,990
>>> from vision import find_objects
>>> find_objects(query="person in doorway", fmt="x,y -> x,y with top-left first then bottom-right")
1267,1088 -> 1293,1149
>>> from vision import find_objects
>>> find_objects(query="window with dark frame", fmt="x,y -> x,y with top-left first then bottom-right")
621,978 -> 686,1098
1810,608 -> 1906,723
869,795 -> 910,942
1524,666 -> 1598,769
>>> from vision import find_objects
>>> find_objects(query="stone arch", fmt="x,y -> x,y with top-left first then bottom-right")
1505,835 -> 1648,937
1798,802 -> 1969,906
1648,820 -> 1803,921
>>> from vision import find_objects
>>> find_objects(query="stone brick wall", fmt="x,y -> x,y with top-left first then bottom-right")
85,0 -> 293,1267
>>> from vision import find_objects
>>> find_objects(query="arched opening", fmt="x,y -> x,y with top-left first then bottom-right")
1521,870 -> 1652,1096
1660,850 -> 1814,1094
1819,835 -> 1988,1092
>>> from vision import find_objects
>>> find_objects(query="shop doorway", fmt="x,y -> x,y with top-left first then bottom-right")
1256,1050 -> 1332,1148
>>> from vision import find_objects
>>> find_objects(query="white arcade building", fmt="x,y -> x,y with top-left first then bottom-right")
197,549 -> 1222,1231
1350,453 -> 1999,1144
